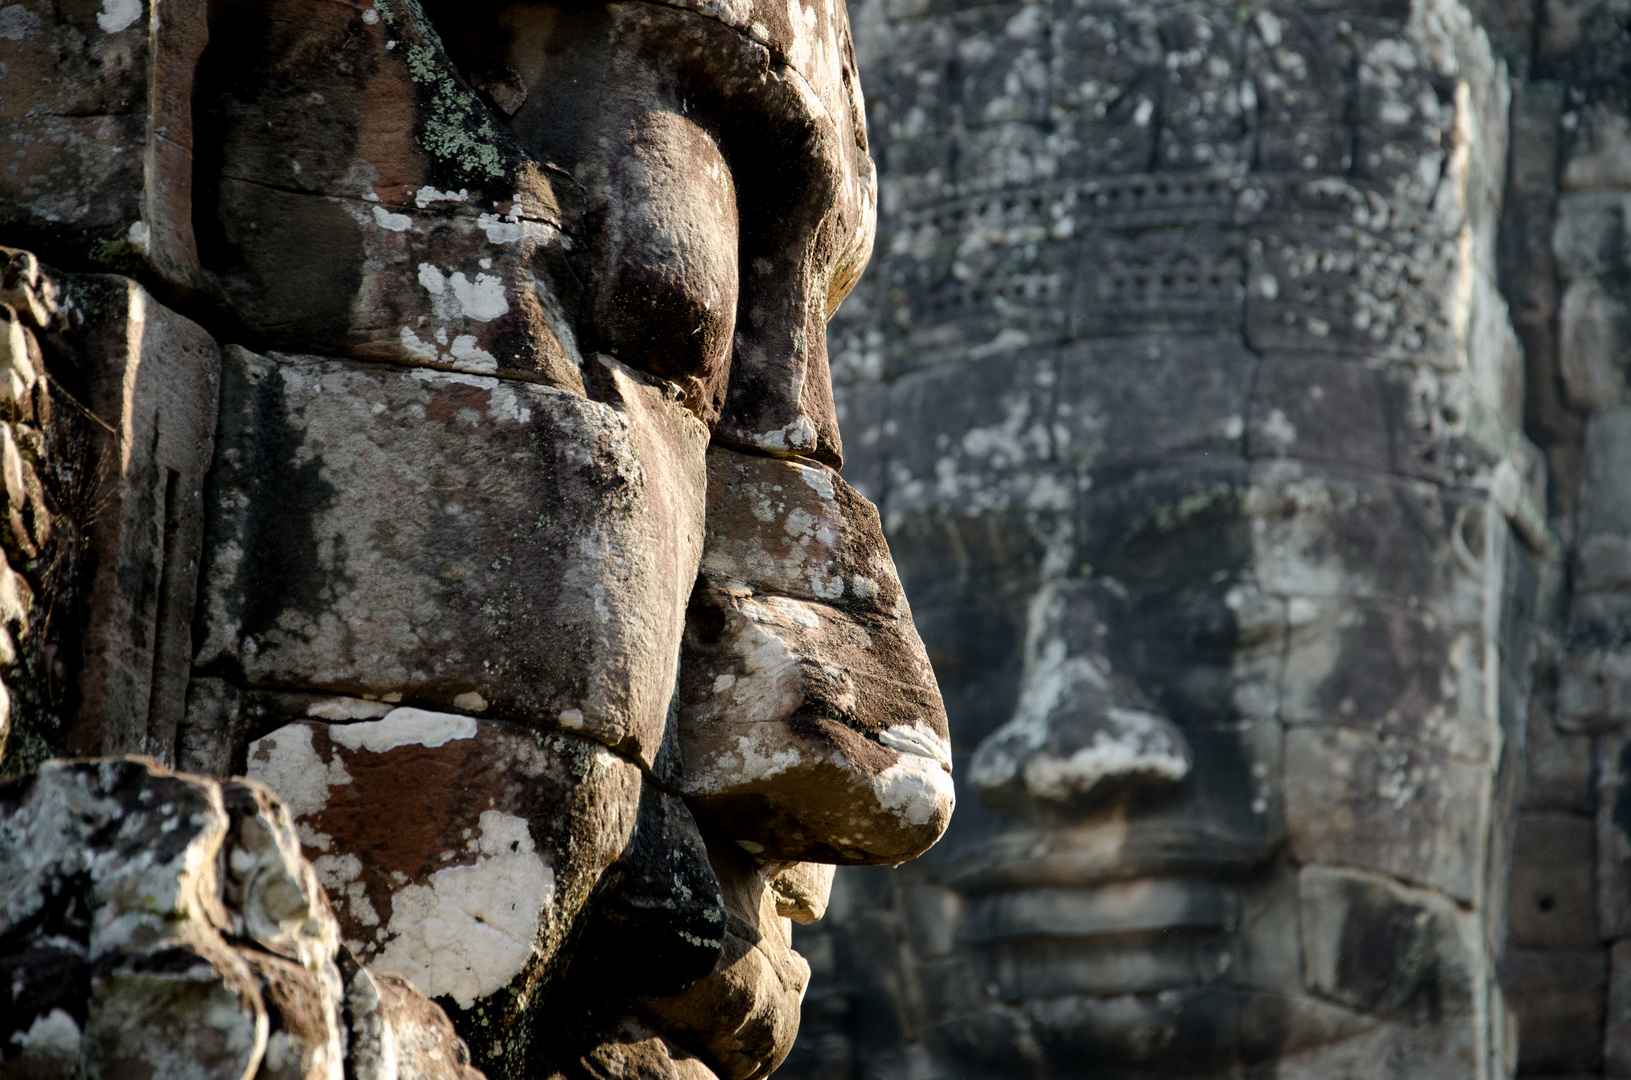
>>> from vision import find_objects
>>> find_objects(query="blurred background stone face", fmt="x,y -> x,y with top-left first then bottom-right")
776,0 -> 1631,1074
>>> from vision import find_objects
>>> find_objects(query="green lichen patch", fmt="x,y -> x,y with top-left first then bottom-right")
375,0 -> 508,183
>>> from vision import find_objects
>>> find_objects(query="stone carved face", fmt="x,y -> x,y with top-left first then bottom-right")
168,0 -> 951,1076
785,0 -> 1536,1074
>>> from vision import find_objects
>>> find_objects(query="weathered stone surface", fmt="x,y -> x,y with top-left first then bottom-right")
1502,948 -> 1607,1074
345,958 -> 486,1080
637,837 -> 811,1080
0,0 -> 946,1070
1281,598 -> 1495,763
554,1015 -> 720,1080
0,757 -> 476,1080
1298,866 -> 1479,1021
1285,728 -> 1490,903
968,580 -> 1190,811
563,783 -> 726,1002
196,348 -> 706,773
0,251 -> 71,776
0,0 -> 206,286
245,712 -> 642,1073
1506,812 -> 1598,948
679,447 -> 951,864
35,270 -> 221,764
1597,735 -> 1631,941
770,863 -> 837,926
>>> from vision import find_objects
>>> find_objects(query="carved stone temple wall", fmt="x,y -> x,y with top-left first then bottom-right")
781,0 -> 1631,1076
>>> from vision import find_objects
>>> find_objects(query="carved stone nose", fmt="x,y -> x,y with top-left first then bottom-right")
969,581 -> 1191,811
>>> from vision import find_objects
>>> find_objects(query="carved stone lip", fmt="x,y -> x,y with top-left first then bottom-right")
959,879 -> 1241,946
944,830 -> 1278,895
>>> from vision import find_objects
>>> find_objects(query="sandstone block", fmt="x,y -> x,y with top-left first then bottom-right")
1280,598 -> 1495,763
1285,727 -> 1489,902
1554,190 -> 1631,284
1563,97 -> 1631,192
1580,406 -> 1631,540
679,448 -> 952,865
1607,938 -> 1631,1075
882,348 -> 1058,520
1247,355 -> 1390,473
1522,693 -> 1595,813
1559,650 -> 1631,732
194,0 -> 587,389
1501,948 -> 1606,1074
1559,278 -> 1631,409
0,758 -> 432,1080
196,348 -> 705,772
1297,866 -> 1479,1021
1507,812 -> 1598,949
244,712 -> 641,1062
0,0 -> 205,285
37,271 -> 221,764
1599,735 -> 1631,940
1059,334 -> 1254,464
1247,465 -> 1487,625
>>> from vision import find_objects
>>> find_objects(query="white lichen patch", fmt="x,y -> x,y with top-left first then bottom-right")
371,205 -> 412,232
247,724 -> 354,820
10,1008 -> 80,1063
878,722 -> 954,772
96,0 -> 140,33
327,708 -> 478,754
1019,707 -> 1191,801
754,416 -> 818,452
307,697 -> 394,722
416,262 -> 510,323
370,810 -> 555,1009
871,751 -> 955,826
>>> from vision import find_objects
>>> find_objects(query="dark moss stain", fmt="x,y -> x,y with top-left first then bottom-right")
1613,741 -> 1631,852
193,355 -> 348,674
1333,881 -> 1444,1021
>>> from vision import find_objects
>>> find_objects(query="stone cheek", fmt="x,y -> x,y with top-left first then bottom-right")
245,715 -> 641,1032
1285,727 -> 1491,903
196,348 -> 707,773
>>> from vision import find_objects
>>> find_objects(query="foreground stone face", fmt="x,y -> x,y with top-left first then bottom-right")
0,0 -> 953,1073
0,757 -> 479,1080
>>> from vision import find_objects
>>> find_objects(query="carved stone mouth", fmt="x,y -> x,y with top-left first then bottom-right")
944,830 -> 1275,895
962,879 -> 1242,947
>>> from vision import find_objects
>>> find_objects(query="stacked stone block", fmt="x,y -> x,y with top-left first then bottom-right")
1498,2 -> 1631,1071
